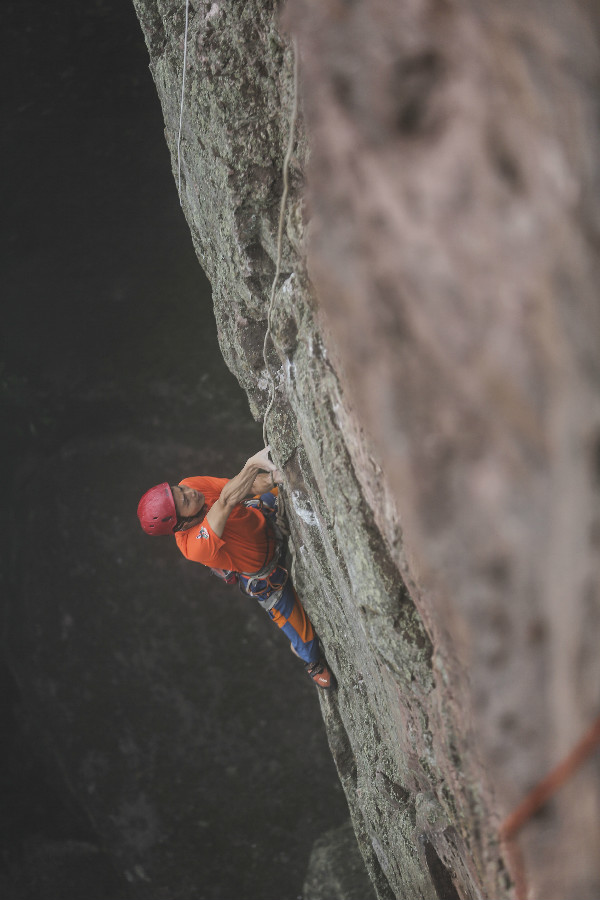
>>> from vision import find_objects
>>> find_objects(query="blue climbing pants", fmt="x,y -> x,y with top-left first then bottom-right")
239,491 -> 321,665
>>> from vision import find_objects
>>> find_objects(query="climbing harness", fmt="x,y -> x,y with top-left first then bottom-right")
239,496 -> 288,609
177,0 -> 191,203
261,37 -> 299,451
210,566 -> 290,612
239,564 -> 290,611
241,494 -> 284,567
212,557 -> 289,612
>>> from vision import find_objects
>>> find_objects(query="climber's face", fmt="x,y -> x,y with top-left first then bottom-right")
172,484 -> 207,526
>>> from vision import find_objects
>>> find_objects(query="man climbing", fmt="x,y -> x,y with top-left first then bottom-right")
137,448 -> 333,688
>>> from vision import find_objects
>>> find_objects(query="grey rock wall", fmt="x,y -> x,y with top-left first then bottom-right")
133,1 -> 600,898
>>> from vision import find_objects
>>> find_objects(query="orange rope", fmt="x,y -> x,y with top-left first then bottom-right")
499,714 -> 600,899
500,715 -> 600,840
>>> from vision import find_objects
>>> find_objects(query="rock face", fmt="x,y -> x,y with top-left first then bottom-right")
133,1 -> 600,898
303,821 -> 377,900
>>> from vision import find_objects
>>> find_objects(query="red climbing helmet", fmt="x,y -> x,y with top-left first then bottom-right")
137,482 -> 177,535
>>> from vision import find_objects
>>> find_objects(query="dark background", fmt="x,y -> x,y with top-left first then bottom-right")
1,1 -> 347,897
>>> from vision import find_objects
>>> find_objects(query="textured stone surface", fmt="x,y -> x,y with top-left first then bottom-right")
132,0 -> 600,898
303,821 -> 376,900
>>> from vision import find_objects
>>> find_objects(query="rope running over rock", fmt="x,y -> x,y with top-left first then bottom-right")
175,10 -> 298,455
261,38 -> 299,451
174,12 -> 296,509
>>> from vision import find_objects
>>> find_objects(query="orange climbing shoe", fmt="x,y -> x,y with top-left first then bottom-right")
306,658 -> 334,689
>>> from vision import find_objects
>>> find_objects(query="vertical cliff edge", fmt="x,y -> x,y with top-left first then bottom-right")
132,1 -> 600,898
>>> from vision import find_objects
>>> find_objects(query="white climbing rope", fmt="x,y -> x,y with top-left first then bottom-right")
261,38 -> 299,450
177,0 -> 191,203
175,4 -> 297,451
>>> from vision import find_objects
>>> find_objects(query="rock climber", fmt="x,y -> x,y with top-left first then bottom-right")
137,448 -> 333,688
